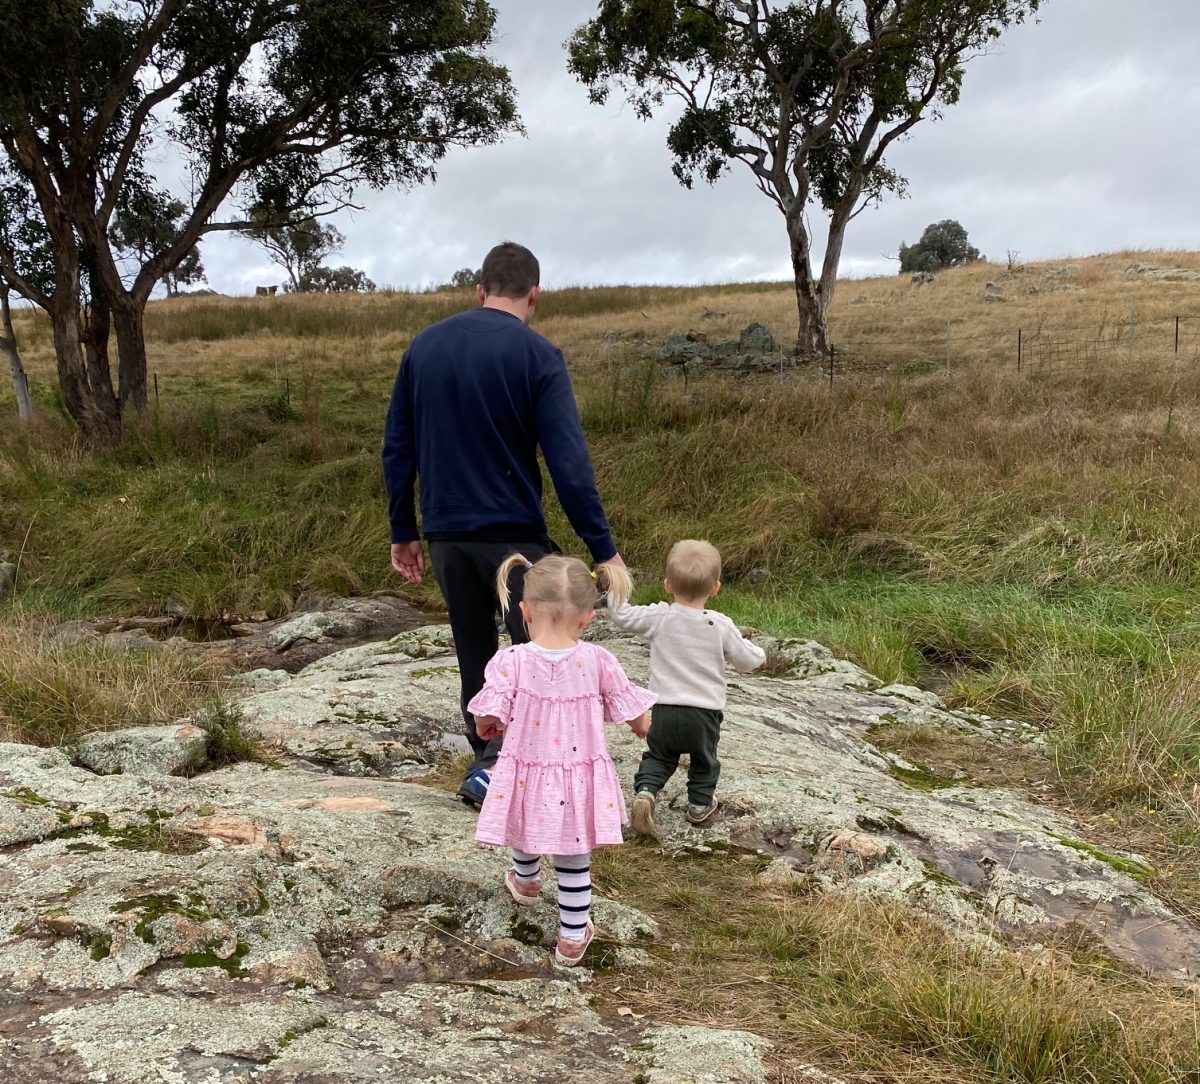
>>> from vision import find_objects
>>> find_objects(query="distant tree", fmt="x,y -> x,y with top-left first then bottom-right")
246,215 -> 345,293
449,267 -> 481,288
0,0 -> 520,442
569,1 -> 1041,357
898,219 -> 982,274
1,284 -> 30,422
111,189 -> 205,298
298,265 -> 377,293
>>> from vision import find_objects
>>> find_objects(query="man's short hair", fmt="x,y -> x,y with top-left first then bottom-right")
665,539 -> 722,599
480,242 -> 540,299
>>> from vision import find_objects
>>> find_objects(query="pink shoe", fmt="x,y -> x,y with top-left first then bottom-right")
505,868 -> 542,907
554,920 -> 595,966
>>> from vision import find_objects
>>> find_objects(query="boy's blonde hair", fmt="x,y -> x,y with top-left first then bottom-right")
495,553 -> 633,620
665,539 -> 721,600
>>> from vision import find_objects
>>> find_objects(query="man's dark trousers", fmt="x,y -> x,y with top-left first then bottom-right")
428,538 -> 553,772
633,704 -> 723,806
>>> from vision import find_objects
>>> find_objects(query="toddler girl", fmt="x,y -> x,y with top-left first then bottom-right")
469,553 -> 655,966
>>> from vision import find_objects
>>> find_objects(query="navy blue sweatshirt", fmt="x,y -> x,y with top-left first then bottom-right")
382,307 -> 616,562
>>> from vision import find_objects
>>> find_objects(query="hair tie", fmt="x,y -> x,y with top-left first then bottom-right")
524,561 -> 533,570
589,570 -> 598,579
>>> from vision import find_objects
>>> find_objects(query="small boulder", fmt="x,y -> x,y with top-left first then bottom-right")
75,723 -> 208,777
738,322 -> 778,355
911,271 -> 935,285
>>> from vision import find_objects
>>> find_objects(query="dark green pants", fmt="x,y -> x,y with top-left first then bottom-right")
633,704 -> 723,806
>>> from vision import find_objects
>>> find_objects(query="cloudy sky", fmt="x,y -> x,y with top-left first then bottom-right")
205,0 -> 1200,293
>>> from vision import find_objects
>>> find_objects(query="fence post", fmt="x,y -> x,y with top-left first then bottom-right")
153,372 -> 159,404
1017,329 -> 1022,372
1176,316 -> 1181,354
945,320 -> 951,373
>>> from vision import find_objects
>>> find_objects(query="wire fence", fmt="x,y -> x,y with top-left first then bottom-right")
606,309 -> 1200,389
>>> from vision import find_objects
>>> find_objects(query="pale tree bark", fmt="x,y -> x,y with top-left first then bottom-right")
1,286 -> 31,422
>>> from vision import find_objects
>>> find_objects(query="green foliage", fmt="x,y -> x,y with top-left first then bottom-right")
195,702 -> 260,771
448,267 -> 481,288
568,0 -> 1040,352
899,219 -> 983,274
246,215 -> 345,293
297,265 -> 377,294
112,189 -> 206,298
0,0 -> 520,437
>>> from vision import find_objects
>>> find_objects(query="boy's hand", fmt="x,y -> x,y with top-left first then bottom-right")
627,712 -> 650,739
475,716 -> 504,741
759,648 -> 794,677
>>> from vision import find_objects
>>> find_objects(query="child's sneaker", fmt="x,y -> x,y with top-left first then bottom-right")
554,920 -> 595,966
630,790 -> 657,836
505,868 -> 542,906
685,797 -> 720,825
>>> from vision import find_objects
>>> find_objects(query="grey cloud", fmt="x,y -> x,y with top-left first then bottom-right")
201,0 -> 1200,294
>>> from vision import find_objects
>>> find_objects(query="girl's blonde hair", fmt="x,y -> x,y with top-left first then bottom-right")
496,553 -> 633,620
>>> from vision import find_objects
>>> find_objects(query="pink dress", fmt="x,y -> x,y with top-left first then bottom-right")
469,641 -> 657,855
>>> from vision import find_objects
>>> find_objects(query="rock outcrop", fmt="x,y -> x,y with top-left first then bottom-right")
657,323 -> 787,374
2,620 -> 1197,1080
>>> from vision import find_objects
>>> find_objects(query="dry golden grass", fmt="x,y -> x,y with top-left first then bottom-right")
0,615 -> 225,747
591,844 -> 1200,1084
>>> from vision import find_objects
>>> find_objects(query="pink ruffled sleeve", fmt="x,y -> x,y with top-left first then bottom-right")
597,647 -> 657,724
466,648 -> 518,726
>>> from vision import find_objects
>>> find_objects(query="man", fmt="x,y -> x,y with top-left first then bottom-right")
383,241 -> 623,808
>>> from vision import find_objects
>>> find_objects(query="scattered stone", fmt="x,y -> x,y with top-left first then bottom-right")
984,282 -> 1004,296
1,617 -> 1198,1077
1043,264 -> 1080,278
1052,283 -> 1082,293
818,829 -> 889,873
756,857 -> 808,891
1125,262 -> 1200,283
658,323 -> 785,375
698,307 -> 727,322
738,322 -> 777,355
746,567 -> 771,586
75,723 -> 208,777
911,271 -> 935,285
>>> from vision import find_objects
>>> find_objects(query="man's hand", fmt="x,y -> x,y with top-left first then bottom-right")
391,541 -> 425,584
606,552 -> 627,569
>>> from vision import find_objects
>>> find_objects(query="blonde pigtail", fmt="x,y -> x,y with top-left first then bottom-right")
495,553 -> 533,617
596,561 -> 633,610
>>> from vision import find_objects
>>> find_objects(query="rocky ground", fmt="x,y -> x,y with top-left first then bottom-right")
1,618 -> 1197,1082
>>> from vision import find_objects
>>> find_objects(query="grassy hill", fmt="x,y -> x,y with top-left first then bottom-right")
3,249 -> 1200,1080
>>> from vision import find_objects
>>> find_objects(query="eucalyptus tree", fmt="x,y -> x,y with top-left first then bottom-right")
0,0 -> 519,441
569,0 -> 1042,356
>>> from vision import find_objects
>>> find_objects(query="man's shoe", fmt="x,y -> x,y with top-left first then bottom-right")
630,790 -> 657,836
554,920 -> 595,966
685,797 -> 720,825
456,768 -> 490,810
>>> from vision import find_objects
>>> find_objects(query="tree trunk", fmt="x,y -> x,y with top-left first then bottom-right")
45,247 -> 122,443
51,295 -> 121,444
1,289 -> 32,423
112,298 -> 149,413
788,215 -> 830,358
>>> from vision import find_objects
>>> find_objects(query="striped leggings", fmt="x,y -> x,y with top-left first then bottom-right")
510,848 -> 591,941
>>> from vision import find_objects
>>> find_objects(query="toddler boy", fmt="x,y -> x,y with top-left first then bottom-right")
607,539 -> 765,831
